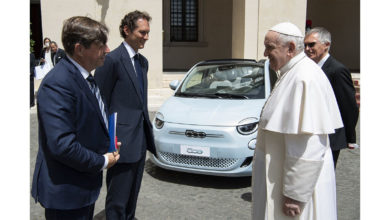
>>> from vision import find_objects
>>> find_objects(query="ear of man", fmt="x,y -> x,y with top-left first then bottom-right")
324,41 -> 331,52
287,41 -> 296,56
123,25 -> 131,36
74,43 -> 84,58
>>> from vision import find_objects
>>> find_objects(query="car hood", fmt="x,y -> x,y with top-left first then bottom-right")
157,96 -> 266,126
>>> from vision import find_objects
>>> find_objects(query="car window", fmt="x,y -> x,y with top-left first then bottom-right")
177,64 -> 266,99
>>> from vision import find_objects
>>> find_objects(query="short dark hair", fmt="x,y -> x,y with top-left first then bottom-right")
61,16 -> 109,56
119,10 -> 151,38
50,41 -> 58,47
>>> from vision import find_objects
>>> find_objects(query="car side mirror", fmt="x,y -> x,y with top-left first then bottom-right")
169,80 -> 180,90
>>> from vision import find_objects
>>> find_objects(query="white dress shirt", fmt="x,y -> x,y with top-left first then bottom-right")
123,41 -> 139,75
68,55 -> 109,170
317,53 -> 330,68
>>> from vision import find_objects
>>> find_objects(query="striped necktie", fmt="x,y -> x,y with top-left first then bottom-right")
86,74 -> 108,129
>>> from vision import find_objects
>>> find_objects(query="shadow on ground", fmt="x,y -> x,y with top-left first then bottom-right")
241,192 -> 252,202
93,210 -> 140,220
144,158 -> 251,189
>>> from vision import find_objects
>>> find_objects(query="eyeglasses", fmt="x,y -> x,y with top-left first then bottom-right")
304,42 -> 316,48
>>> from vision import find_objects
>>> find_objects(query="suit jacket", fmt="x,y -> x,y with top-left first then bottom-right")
39,47 -> 49,60
52,48 -> 66,65
31,56 -> 110,209
322,55 -> 359,150
95,43 -> 156,163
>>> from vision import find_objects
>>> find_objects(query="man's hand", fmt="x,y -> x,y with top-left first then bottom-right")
283,196 -> 302,217
105,142 -> 121,169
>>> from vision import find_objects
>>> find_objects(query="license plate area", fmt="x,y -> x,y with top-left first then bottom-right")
180,145 -> 210,157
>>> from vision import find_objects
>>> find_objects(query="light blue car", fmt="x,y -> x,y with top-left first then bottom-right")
151,59 -> 276,176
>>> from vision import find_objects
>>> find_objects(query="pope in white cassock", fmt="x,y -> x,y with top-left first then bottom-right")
251,22 -> 343,220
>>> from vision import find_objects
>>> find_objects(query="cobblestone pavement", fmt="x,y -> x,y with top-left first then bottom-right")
30,111 -> 359,220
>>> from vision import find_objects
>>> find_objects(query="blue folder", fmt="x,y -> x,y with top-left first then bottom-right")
108,112 -> 117,152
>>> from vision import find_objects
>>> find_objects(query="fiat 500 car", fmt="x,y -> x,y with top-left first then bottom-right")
151,59 -> 276,176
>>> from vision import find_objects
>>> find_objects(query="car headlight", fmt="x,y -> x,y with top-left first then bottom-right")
154,112 -> 164,129
236,117 -> 258,135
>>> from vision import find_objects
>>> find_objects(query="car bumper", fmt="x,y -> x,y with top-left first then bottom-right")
152,122 -> 256,177
150,153 -> 253,177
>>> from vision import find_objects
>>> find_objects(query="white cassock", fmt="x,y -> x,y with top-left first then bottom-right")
252,52 -> 343,220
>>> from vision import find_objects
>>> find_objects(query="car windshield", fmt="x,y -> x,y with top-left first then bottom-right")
176,63 -> 266,99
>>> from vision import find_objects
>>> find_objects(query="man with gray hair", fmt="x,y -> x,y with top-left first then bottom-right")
304,27 -> 359,167
252,22 -> 343,220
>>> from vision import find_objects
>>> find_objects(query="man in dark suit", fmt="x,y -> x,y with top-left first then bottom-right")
31,16 -> 120,220
304,27 -> 359,167
95,10 -> 156,220
50,41 -> 66,65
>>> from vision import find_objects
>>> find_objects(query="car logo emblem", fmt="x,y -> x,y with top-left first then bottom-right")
186,148 -> 204,154
185,130 -> 206,138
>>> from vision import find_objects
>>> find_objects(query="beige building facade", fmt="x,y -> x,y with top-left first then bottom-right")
40,0 -> 164,88
38,0 -> 359,89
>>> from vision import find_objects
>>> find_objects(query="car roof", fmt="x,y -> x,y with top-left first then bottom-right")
195,59 -> 266,66
195,59 -> 256,65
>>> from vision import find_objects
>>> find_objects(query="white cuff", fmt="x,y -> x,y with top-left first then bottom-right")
283,156 -> 323,202
101,155 -> 108,170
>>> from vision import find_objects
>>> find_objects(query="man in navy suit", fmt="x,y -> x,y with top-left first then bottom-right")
31,16 -> 120,220
95,10 -> 156,220
304,27 -> 359,167
50,41 -> 66,66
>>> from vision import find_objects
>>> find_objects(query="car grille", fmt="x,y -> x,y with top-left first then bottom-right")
158,152 -> 239,170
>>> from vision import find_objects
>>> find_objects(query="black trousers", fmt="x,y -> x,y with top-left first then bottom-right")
332,149 -> 341,168
30,76 -> 35,107
105,153 -> 146,220
45,203 -> 95,220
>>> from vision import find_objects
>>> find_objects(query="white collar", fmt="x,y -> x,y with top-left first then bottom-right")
123,41 -> 137,59
279,52 -> 306,77
67,55 -> 90,79
317,53 -> 330,68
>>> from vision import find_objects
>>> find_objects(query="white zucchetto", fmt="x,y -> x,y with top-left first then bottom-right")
269,22 -> 303,37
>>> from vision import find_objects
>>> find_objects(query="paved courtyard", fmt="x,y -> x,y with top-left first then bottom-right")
30,110 -> 360,220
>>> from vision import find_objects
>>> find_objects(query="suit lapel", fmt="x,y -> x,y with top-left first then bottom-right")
65,57 -> 108,134
119,44 -> 144,103
321,55 -> 333,73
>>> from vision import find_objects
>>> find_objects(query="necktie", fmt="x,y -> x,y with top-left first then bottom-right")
86,74 -> 108,129
133,54 -> 144,98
